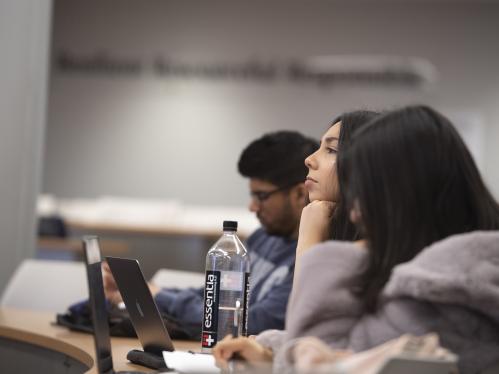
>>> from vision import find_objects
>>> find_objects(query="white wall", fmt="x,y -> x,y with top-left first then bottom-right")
44,1 -> 499,206
0,0 -> 52,293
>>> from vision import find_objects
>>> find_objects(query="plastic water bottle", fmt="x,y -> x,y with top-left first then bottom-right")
201,220 -> 250,352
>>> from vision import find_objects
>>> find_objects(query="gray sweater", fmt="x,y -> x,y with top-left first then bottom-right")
256,231 -> 499,374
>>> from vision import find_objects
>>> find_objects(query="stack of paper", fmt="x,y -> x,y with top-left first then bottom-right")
162,351 -> 220,373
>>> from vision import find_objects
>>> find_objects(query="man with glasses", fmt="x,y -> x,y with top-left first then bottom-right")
104,131 -> 318,337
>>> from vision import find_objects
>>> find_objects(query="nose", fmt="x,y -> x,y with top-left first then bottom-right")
249,198 -> 260,213
305,152 -> 317,170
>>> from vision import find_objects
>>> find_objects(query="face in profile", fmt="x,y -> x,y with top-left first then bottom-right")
304,122 -> 341,202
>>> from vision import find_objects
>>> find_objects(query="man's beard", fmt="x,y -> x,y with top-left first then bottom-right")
264,224 -> 295,238
259,202 -> 297,238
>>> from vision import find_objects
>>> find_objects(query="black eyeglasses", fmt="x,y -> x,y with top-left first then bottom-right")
250,183 -> 298,203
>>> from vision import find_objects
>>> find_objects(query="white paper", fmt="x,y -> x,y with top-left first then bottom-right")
162,351 -> 220,373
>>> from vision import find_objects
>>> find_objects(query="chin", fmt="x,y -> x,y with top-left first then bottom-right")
263,226 -> 283,237
262,225 -> 276,234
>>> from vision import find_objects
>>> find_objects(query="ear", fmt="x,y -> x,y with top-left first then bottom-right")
349,199 -> 362,223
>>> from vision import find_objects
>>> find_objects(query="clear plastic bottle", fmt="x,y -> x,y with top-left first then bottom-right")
201,220 -> 250,353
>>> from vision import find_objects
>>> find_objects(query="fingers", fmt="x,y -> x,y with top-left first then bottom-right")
148,282 -> 161,297
102,262 -> 116,287
310,200 -> 336,215
101,261 -> 123,304
213,335 -> 234,369
109,292 -> 123,305
101,262 -> 114,282
294,338 -> 352,371
102,275 -> 116,296
102,261 -> 111,272
213,336 -> 273,371
213,336 -> 252,367
215,336 -> 245,358
295,343 -> 325,369
303,200 -> 336,220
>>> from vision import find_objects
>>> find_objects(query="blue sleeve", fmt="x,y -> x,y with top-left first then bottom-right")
154,286 -> 204,326
153,272 -> 293,335
246,270 -> 293,335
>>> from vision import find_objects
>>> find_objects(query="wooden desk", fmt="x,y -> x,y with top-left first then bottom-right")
67,220 -> 251,241
37,237 -> 130,260
64,221 -> 250,275
0,308 -> 198,374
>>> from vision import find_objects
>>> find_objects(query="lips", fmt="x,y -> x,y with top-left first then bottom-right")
305,176 -> 318,189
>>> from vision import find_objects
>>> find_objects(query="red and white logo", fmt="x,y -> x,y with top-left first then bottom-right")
202,333 -> 216,347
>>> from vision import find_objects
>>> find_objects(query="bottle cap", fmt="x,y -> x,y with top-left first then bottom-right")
223,220 -> 238,232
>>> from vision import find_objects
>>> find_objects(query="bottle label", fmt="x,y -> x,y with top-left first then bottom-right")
242,272 -> 251,336
201,270 -> 221,349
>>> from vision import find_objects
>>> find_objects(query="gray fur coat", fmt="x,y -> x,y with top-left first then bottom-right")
256,231 -> 499,374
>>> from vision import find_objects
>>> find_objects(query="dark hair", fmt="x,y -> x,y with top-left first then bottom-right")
340,105 -> 499,311
330,110 -> 380,241
238,131 -> 318,188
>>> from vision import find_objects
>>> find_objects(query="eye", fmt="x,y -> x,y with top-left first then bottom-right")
326,147 -> 338,154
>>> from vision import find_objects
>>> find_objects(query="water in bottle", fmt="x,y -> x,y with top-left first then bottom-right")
201,220 -> 250,353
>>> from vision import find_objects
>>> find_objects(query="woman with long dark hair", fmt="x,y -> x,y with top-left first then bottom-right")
339,105 -> 499,312
289,110 -> 379,288
305,111 -> 379,241
214,106 -> 499,374
294,111 -> 379,274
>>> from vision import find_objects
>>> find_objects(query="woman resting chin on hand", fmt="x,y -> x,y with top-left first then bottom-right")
298,112 -> 376,258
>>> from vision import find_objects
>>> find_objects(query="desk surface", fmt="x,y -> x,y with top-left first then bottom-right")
0,307 -> 199,373
67,220 -> 251,240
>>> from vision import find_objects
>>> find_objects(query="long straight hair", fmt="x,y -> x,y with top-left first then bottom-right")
339,105 -> 499,310
329,110 -> 380,240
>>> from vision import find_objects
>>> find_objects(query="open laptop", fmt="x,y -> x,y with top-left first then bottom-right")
105,256 -> 175,356
82,236 -> 145,374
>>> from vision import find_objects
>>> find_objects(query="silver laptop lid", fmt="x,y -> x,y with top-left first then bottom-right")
106,256 -> 175,355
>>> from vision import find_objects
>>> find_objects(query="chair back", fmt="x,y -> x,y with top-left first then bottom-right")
0,259 -> 87,312
150,268 -> 204,289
